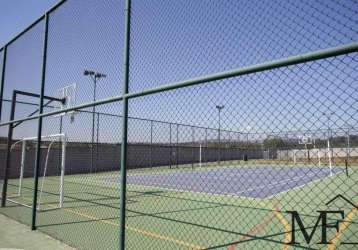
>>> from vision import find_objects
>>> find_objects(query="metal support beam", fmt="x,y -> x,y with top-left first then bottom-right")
96,112 -> 100,171
13,99 -> 53,129
119,0 -> 131,249
1,91 -> 16,207
150,120 -> 153,168
176,124 -> 179,168
169,123 -> 172,168
205,128 -> 208,166
31,13 -> 49,230
91,77 -> 97,173
0,46 -> 7,121
192,127 -> 194,169
59,116 -> 63,172
13,90 -> 64,103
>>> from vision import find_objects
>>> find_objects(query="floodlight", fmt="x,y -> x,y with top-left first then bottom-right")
95,73 -> 107,78
84,70 -> 95,76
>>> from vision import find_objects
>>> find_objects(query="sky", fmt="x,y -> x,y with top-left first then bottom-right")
0,0 -> 58,47
0,0 -> 357,144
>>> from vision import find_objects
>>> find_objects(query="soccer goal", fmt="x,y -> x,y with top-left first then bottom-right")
7,133 -> 66,211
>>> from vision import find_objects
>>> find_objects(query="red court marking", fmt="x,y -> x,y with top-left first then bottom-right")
227,201 -> 280,250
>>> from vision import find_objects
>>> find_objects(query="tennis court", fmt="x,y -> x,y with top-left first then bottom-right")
1,162 -> 355,249
104,165 -> 345,198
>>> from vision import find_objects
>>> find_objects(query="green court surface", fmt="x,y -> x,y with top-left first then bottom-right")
1,163 -> 357,250
0,213 -> 74,250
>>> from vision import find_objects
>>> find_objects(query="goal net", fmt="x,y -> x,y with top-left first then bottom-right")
7,134 -> 66,211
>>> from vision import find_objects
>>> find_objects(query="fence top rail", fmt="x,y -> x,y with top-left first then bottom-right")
0,42 -> 357,128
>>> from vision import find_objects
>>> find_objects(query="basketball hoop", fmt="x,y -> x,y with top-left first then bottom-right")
54,84 -> 77,123
298,135 -> 313,145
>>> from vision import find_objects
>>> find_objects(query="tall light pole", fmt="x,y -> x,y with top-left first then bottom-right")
323,112 -> 334,176
84,70 -> 106,173
216,105 -> 224,165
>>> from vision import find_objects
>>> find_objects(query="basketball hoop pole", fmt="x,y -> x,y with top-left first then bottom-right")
305,143 -> 309,163
299,135 -> 312,164
323,112 -> 334,176
199,144 -> 202,168
216,105 -> 224,165
327,138 -> 333,176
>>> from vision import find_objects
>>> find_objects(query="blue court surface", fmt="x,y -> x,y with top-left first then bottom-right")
103,165 -> 344,198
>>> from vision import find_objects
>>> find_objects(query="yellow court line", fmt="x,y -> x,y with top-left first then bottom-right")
62,206 -> 204,249
273,206 -> 291,250
22,197 -> 204,249
327,202 -> 358,250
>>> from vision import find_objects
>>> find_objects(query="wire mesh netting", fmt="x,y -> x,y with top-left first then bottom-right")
0,0 -> 358,250
128,0 -> 357,92
44,0 -> 125,104
0,20 -> 44,122
0,49 -> 3,101
125,53 -> 358,248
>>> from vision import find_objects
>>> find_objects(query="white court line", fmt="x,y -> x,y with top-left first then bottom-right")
127,182 -> 261,202
265,170 -> 345,199
232,169 -> 343,195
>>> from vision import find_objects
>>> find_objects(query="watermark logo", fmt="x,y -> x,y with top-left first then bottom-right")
286,194 -> 357,246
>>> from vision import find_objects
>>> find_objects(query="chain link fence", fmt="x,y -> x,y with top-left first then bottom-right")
0,0 -> 358,249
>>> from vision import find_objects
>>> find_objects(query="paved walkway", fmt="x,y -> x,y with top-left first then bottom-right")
0,214 -> 74,250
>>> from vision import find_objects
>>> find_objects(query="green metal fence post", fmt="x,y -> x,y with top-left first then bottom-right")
96,112 -> 100,172
169,123 -> 172,168
0,47 -> 7,204
176,124 -> 179,168
91,77 -> 97,173
0,46 -> 7,122
1,90 -> 16,207
191,126 -> 194,169
205,128 -> 208,166
150,120 -> 153,168
119,0 -> 131,249
31,12 -> 49,231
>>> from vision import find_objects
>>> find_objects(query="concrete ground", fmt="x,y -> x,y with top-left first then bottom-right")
0,214 -> 75,250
